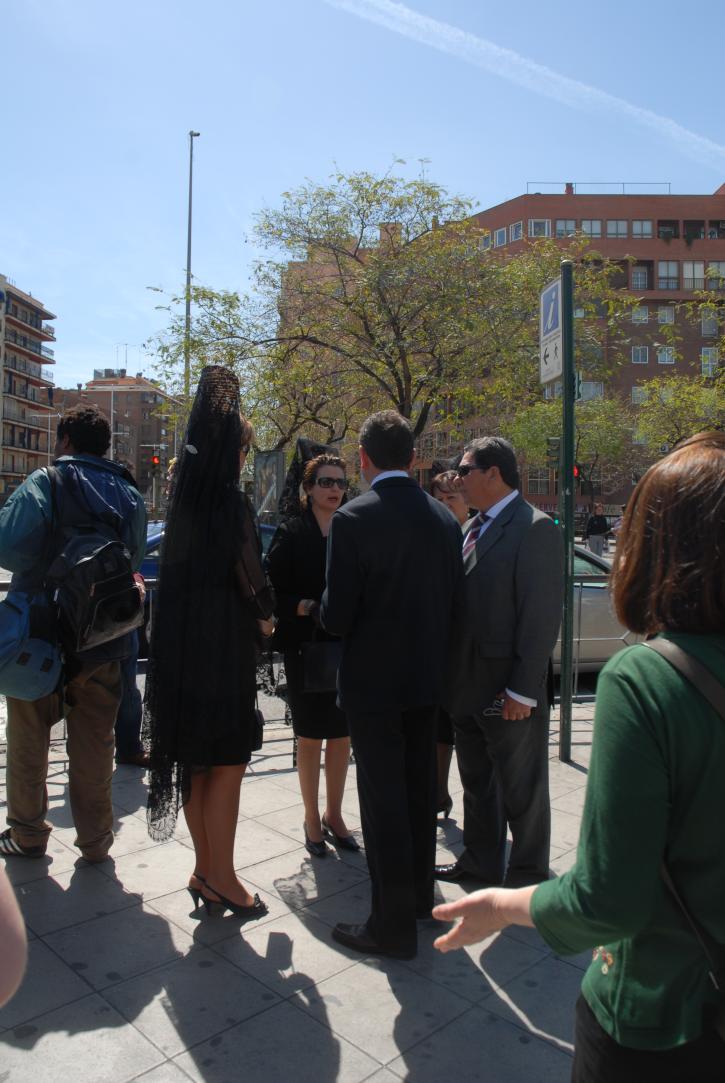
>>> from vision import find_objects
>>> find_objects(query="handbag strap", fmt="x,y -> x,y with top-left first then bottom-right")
642,638 -> 725,994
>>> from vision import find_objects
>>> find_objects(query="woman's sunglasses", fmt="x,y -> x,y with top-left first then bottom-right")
316,476 -> 348,490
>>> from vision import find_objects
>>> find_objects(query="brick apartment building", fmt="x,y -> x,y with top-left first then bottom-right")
56,371 -> 179,508
422,182 -> 724,512
0,274 -> 57,503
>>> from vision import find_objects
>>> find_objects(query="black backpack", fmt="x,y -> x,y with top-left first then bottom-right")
45,465 -> 144,654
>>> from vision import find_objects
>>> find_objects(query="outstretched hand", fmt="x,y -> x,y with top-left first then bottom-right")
432,886 -> 537,952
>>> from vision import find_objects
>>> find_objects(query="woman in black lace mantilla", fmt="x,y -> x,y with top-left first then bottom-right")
144,366 -> 274,917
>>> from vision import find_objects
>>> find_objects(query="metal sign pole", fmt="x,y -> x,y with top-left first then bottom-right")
559,260 -> 575,761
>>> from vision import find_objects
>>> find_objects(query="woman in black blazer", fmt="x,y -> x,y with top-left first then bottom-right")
266,455 -> 357,857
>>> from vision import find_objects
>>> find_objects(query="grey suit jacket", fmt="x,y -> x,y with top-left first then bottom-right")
447,495 -> 563,716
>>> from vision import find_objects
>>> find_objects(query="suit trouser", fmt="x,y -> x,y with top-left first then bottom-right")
454,703 -> 551,885
347,705 -> 437,953
6,661 -> 122,859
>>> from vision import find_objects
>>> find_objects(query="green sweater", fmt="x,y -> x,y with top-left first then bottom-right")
531,633 -> 725,1051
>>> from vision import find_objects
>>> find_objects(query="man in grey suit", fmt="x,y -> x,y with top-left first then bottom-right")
435,437 -> 563,888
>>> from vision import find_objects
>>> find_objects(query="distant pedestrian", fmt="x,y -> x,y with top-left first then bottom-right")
584,502 -> 609,557
322,411 -> 463,959
433,431 -> 725,1083
144,366 -> 274,921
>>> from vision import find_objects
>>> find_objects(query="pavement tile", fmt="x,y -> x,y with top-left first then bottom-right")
0,937 -> 90,1030
237,778 -> 307,818
549,808 -> 583,853
388,1003 -> 573,1081
550,848 -> 579,877
43,901 -> 195,991
102,840 -> 200,901
402,927 -> 550,1006
15,864 -> 141,935
213,908 -> 361,998
229,817 -> 305,869
147,883 -> 284,944
258,801 -> 363,851
482,955 -> 582,1050
103,947 -> 280,1057
132,1064 -> 194,1083
551,788 -> 588,816
296,955 -> 472,1064
173,999 -> 379,1082
0,993 -> 163,1083
304,878 -> 372,928
243,846 -> 368,909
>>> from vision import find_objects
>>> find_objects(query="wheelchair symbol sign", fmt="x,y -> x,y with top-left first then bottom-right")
540,277 -> 563,382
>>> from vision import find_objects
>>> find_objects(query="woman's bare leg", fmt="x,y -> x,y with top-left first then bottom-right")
201,764 -> 256,906
323,736 -> 352,836
183,770 -> 209,888
296,736 -> 324,842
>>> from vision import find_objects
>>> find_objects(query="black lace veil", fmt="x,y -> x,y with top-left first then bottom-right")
144,366 -> 273,840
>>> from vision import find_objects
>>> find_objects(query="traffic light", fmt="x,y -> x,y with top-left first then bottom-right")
546,437 -> 561,470
573,463 -> 580,479
151,454 -> 160,467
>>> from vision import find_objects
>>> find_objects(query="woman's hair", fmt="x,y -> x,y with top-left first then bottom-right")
611,431 -> 725,635
431,470 -> 459,496
301,453 -> 346,507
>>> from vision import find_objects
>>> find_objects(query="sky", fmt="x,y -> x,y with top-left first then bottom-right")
3,0 -> 724,390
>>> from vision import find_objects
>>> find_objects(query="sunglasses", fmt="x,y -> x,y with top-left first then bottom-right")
316,476 -> 348,490
455,464 -> 488,478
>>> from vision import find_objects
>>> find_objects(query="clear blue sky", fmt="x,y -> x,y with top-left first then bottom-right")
3,0 -> 724,389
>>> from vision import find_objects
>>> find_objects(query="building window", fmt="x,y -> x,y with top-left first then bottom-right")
707,261 -> 725,288
701,347 -> 719,377
509,221 -> 523,242
657,346 -> 675,365
683,261 -> 705,290
581,220 -> 602,238
632,266 -> 649,290
632,220 -> 653,238
543,381 -> 562,400
556,219 -> 576,237
481,234 -> 491,251
580,381 -> 604,400
658,261 -> 679,289
702,312 -> 718,336
527,467 -> 550,495
606,220 -> 627,237
632,346 -> 649,364
631,386 -> 648,405
632,306 -> 649,324
494,227 -> 507,248
658,305 -> 675,324
528,219 -> 550,238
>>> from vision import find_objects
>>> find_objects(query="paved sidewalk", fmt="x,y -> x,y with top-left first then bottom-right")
0,691 -> 595,1082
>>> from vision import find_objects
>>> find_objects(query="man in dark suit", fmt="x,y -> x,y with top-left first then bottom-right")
321,411 -> 463,959
436,437 -> 563,889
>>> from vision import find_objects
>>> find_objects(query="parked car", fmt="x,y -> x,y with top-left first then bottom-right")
553,545 -> 641,673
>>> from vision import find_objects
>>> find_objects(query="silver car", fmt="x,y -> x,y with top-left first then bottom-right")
553,545 -> 640,673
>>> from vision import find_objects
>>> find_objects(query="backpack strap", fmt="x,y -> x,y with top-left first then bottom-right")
642,638 -> 725,995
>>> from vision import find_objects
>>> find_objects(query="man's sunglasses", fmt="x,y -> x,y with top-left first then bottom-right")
455,464 -> 488,478
316,476 -> 348,490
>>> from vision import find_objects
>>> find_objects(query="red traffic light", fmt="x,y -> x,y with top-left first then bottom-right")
151,454 -> 160,466
573,463 -> 580,478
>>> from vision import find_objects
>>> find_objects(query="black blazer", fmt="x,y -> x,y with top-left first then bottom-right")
265,508 -> 338,650
320,476 -> 464,713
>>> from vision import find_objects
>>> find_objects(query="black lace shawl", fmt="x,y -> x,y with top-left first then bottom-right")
144,366 -> 273,840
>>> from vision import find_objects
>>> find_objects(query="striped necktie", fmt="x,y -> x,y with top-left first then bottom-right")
462,512 -> 489,559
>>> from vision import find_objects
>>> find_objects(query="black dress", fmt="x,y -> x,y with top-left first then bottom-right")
266,509 -> 348,740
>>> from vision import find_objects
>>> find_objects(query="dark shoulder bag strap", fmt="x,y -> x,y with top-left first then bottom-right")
642,638 -> 725,995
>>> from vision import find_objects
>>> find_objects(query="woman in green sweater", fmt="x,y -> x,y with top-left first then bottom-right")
433,431 -> 725,1081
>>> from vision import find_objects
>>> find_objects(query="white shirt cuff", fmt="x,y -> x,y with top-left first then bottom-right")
506,688 -> 537,708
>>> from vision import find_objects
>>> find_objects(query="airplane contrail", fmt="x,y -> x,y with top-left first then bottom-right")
324,0 -> 725,169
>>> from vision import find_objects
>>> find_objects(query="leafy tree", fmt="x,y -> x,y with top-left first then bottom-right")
633,372 -> 725,450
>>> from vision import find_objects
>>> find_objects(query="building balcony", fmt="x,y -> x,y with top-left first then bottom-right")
2,403 -> 51,428
41,345 -> 54,360
4,329 -> 45,360
683,277 -> 706,290
41,322 -> 56,340
4,355 -> 44,380
1,436 -> 47,454
41,366 -> 55,383
657,277 -> 679,290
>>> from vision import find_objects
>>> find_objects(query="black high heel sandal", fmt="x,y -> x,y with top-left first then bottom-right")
304,823 -> 329,858
436,795 -> 453,820
321,815 -> 360,852
201,885 -> 268,920
187,872 -> 207,910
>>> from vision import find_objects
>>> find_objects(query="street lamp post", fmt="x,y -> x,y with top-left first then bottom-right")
184,130 -> 201,399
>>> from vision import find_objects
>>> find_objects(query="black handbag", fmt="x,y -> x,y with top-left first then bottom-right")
300,636 -> 342,694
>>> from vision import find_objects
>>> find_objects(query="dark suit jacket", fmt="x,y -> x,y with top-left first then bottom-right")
265,509 -> 338,650
320,476 -> 464,713
447,494 -> 563,716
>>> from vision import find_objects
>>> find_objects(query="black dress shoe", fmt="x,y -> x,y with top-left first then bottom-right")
434,861 -> 501,885
331,922 -> 416,960
303,823 -> 329,858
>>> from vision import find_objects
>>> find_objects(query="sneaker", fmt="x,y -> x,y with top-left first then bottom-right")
0,828 -> 46,859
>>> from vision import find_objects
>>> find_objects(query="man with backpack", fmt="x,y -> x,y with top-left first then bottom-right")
0,404 -> 147,863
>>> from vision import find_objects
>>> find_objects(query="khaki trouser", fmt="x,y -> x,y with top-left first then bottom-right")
5,661 -> 122,860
